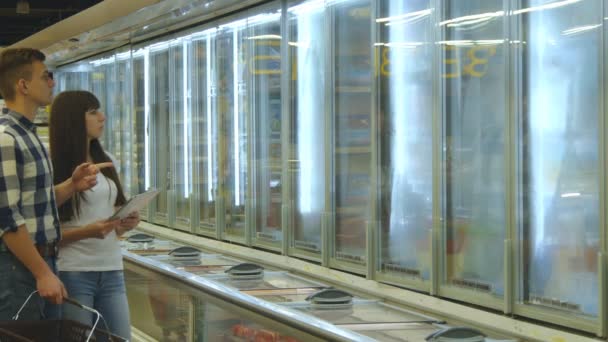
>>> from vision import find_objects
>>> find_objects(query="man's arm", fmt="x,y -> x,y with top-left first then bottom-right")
0,132 -> 65,303
54,162 -> 114,206
2,226 -> 66,304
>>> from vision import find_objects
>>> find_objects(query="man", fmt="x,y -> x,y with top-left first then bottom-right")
0,48 -> 111,320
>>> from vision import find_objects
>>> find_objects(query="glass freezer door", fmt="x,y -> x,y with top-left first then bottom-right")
90,62 -> 109,146
99,59 -> 120,168
440,0 -> 507,305
516,0 -> 602,321
329,0 -> 372,271
171,40 -> 193,231
248,6 -> 284,249
376,0 -> 434,287
149,47 -> 171,225
287,0 -> 328,259
115,52 -> 133,197
131,53 -> 151,217
213,22 -> 248,242
191,32 -> 220,235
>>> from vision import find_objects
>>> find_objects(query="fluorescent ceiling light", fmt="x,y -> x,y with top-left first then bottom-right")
247,34 -> 282,40
376,9 -> 432,23
512,0 -> 583,15
561,192 -> 581,198
16,0 -> 29,14
440,11 -> 504,26
562,24 -> 602,36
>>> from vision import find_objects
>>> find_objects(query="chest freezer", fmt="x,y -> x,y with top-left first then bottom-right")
282,289 -> 449,341
283,289 -> 515,342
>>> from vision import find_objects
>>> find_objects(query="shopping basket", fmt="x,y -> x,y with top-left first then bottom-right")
0,291 -> 127,342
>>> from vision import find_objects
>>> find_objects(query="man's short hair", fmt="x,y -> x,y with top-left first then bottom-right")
0,48 -> 46,101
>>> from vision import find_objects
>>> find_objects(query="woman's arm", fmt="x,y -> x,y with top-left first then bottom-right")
60,219 -> 121,246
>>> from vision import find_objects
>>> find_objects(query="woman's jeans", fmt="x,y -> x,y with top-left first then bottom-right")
59,270 -> 131,341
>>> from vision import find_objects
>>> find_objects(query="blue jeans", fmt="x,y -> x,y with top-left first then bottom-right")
59,270 -> 131,341
0,245 -> 60,320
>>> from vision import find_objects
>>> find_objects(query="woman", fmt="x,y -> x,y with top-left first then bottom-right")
50,90 -> 138,340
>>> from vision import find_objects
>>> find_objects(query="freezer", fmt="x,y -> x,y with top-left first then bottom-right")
281,289 -> 484,342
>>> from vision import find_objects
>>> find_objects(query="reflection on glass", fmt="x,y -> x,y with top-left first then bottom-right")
127,268 -> 193,340
192,34 -> 218,232
442,1 -> 505,296
125,262 -> 313,342
378,1 -> 433,280
132,55 -> 148,201
249,9 -> 283,244
288,0 -> 326,254
116,56 -> 133,196
172,42 -> 191,228
105,61 -> 120,164
150,48 -> 170,222
91,63 -> 109,145
54,72 -> 66,92
332,0 -> 371,265
59,69 -> 91,92
214,25 -> 247,239
519,0 -> 601,317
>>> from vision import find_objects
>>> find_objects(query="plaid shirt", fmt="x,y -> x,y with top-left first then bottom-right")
0,109 -> 60,244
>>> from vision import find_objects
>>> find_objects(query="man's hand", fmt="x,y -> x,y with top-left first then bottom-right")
72,162 -> 114,192
36,271 -> 67,304
2,226 -> 67,305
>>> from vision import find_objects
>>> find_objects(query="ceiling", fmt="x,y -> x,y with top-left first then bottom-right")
0,0 -> 103,47
11,0 -> 268,67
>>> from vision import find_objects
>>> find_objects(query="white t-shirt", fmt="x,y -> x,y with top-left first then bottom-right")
57,166 -> 123,272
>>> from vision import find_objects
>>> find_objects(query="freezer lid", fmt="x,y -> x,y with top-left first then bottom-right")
290,300 -> 442,325
169,246 -> 202,258
248,288 -> 329,303
148,253 -> 243,268
225,263 -> 265,280
178,264 -> 235,275
425,327 -> 485,342
344,322 -> 443,342
205,270 -> 327,291
121,238 -> 185,255
305,288 -> 354,309
126,233 -> 154,243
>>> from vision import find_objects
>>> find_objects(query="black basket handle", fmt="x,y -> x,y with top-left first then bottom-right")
14,290 -> 114,342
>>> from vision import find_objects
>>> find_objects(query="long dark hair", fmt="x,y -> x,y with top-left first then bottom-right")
49,90 -> 126,221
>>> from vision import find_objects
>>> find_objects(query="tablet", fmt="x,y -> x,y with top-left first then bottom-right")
109,189 -> 160,220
